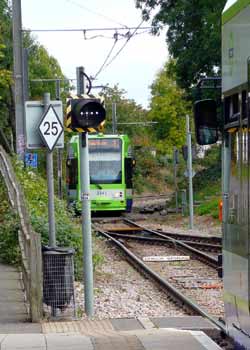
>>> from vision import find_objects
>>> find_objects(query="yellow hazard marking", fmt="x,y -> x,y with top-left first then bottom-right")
227,128 -> 237,133
76,128 -> 84,133
66,117 -> 72,127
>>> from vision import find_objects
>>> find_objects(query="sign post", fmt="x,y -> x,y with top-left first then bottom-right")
38,92 -> 63,247
186,114 -> 194,229
173,147 -> 179,213
66,67 -> 106,318
77,67 -> 94,318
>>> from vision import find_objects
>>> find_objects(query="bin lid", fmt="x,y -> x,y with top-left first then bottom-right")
42,245 -> 75,255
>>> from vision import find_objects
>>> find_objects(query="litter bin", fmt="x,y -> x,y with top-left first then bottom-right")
42,246 -> 75,313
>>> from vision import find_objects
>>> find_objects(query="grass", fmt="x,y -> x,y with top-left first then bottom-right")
194,181 -> 221,220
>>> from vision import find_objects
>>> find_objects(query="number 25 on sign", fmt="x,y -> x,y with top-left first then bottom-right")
39,105 -> 63,151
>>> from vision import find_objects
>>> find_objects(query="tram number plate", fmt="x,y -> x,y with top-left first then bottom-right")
96,190 -> 108,197
143,256 -> 190,262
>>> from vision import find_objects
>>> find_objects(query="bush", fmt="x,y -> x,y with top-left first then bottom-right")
13,159 -> 102,279
0,175 -> 20,265
196,198 -> 220,219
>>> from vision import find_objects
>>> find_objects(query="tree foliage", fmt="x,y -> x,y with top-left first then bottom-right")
100,84 -> 148,139
0,0 -> 14,139
23,33 -> 68,100
136,0 -> 227,89
148,60 -> 191,153
0,0 -> 68,147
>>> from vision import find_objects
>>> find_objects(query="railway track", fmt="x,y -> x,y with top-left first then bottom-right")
96,218 -> 220,269
93,221 -> 226,336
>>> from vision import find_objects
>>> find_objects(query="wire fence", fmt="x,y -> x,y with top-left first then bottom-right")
43,247 -> 76,319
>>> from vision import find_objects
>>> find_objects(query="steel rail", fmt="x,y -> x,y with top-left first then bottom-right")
93,224 -> 227,334
122,219 -> 219,268
106,232 -> 221,252
155,230 -> 222,245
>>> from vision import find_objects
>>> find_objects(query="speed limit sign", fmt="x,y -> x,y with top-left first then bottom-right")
38,105 -> 63,151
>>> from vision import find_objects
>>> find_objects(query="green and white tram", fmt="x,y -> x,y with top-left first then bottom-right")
195,1 -> 250,348
66,134 -> 134,213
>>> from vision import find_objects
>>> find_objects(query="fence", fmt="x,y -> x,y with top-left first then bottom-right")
0,145 -> 43,322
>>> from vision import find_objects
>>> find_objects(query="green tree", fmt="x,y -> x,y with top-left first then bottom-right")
100,84 -> 148,138
23,33 -> 68,100
148,60 -> 191,153
135,0 -> 226,89
0,0 -> 68,147
0,0 -> 14,141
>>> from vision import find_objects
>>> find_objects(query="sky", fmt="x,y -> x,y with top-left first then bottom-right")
21,0 -> 169,109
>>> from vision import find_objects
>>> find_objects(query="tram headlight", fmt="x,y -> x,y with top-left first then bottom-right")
114,192 -> 123,198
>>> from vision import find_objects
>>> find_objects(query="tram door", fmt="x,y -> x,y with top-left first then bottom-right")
224,108 -> 250,337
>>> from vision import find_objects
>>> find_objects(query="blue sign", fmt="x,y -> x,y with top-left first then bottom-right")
25,153 -> 38,168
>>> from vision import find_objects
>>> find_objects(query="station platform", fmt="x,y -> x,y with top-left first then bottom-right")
0,316 -> 222,349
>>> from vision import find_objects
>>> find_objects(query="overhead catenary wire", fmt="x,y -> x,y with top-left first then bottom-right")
21,26 -> 153,33
65,0 -> 128,28
92,19 -> 145,79
93,33 -> 119,80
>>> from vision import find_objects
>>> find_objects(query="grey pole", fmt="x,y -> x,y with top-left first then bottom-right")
76,67 -> 94,317
44,93 -> 56,247
173,147 -> 178,213
12,0 -> 25,158
186,115 -> 194,229
23,48 -> 29,101
56,80 -> 63,199
112,102 -> 117,134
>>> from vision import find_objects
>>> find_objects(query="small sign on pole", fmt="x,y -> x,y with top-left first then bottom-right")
25,153 -> 38,168
38,105 -> 63,152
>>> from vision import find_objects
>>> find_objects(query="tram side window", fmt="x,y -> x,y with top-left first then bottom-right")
66,159 -> 78,189
242,90 -> 247,119
125,158 -> 133,188
224,93 -> 239,124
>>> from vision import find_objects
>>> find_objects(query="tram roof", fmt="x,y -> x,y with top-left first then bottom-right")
223,0 -> 250,24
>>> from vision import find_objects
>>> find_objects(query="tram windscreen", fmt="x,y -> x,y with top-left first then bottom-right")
89,138 -> 122,184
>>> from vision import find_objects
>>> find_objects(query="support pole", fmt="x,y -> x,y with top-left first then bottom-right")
76,67 -> 94,317
173,147 -> 178,213
186,115 -> 194,229
12,0 -> 25,158
112,102 -> 117,134
44,93 -> 56,247
23,48 -> 29,101
56,80 -> 63,199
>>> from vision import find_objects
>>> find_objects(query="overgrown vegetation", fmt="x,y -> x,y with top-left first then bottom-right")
0,174 -> 20,265
193,145 -> 221,219
13,159 -> 103,278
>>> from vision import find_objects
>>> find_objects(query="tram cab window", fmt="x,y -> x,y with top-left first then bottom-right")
89,138 -> 122,184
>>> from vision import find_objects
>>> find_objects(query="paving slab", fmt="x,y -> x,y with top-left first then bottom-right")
110,318 -> 144,331
0,323 -> 42,334
0,329 -> 222,350
0,302 -> 27,314
136,329 -> 220,350
0,263 -> 28,323
0,264 -> 18,272
150,316 -> 218,330
91,333 -> 144,350
1,334 -> 46,350
0,290 -> 24,302
45,333 -> 93,350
